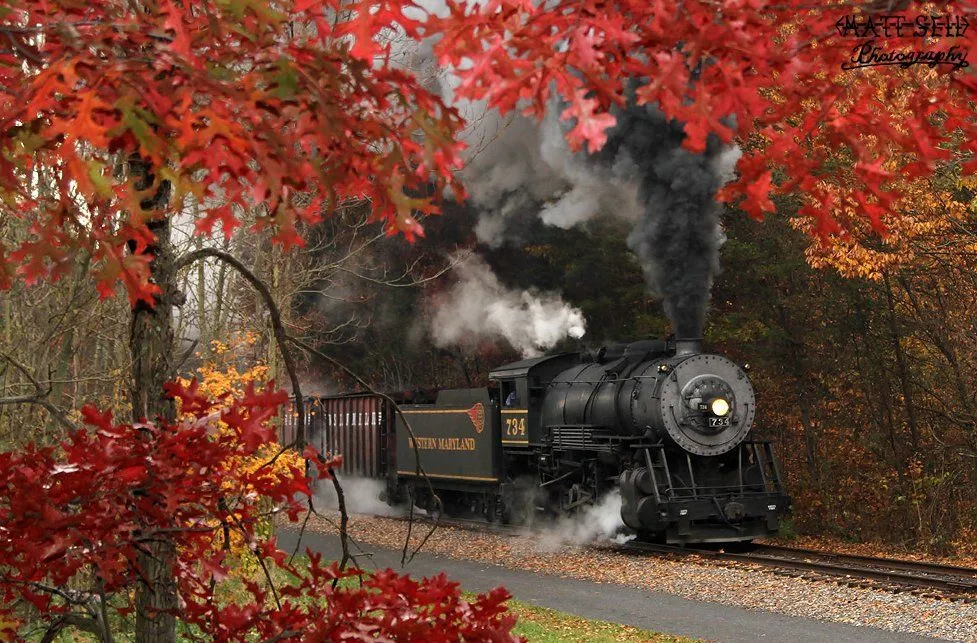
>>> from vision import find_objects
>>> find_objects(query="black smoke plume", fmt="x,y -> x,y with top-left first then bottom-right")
401,33 -> 734,339
460,96 -> 732,340
594,100 -> 728,339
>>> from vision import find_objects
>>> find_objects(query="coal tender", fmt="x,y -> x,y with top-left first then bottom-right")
295,337 -> 790,544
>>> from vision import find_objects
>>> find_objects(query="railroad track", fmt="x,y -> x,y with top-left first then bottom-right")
623,541 -> 977,600
350,511 -> 977,599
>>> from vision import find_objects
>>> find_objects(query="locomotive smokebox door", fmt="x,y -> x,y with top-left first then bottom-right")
651,354 -> 756,456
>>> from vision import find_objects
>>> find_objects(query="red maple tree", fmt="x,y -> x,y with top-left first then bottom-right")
3,1 -> 976,302
0,381 -> 517,640
429,0 -> 977,236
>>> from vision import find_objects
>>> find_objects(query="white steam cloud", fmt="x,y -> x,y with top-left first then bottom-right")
464,95 -> 741,338
534,490 -> 635,552
316,476 -> 405,518
429,254 -> 586,357
389,10 -> 744,338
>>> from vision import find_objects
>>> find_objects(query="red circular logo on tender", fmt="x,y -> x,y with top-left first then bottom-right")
467,402 -> 485,434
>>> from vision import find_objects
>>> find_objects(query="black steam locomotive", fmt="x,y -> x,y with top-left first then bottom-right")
290,338 -> 790,544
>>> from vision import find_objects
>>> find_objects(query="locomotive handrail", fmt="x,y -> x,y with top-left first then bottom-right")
643,448 -> 662,504
665,485 -> 782,494
642,441 -> 787,501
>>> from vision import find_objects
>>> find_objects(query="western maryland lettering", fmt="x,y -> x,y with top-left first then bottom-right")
409,436 -> 477,451
395,400 -> 497,480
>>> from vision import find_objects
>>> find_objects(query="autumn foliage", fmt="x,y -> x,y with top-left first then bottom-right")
0,0 -> 467,305
172,335 -> 303,564
4,0 -> 977,637
3,1 -> 977,305
0,379 -> 517,640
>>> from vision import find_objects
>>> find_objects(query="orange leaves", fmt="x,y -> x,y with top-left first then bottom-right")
432,0 -> 977,247
0,0 -> 466,307
4,0 -> 977,307
794,170 -> 968,280
47,91 -> 114,149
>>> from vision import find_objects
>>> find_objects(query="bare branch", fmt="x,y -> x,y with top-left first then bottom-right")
229,512 -> 282,610
329,471 -> 352,571
335,253 -> 459,289
39,613 -> 105,643
287,337 -> 442,567
176,249 -> 444,569
0,352 -> 77,432
174,248 -> 305,450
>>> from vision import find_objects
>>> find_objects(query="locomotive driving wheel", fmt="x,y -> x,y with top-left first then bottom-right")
563,483 -> 594,513
484,494 -> 505,523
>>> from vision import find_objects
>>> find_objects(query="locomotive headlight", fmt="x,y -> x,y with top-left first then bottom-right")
710,398 -> 730,417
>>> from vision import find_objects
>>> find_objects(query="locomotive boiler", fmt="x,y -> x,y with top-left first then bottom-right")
542,339 -> 754,457
289,338 -> 790,544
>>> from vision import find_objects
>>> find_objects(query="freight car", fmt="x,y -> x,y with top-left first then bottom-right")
285,338 -> 790,544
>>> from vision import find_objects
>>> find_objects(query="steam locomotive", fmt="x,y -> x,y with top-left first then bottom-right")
287,338 -> 790,544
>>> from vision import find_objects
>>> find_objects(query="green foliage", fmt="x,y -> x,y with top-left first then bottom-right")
507,601 -> 695,643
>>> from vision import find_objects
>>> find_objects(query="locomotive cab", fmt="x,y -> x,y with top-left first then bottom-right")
489,353 -> 581,448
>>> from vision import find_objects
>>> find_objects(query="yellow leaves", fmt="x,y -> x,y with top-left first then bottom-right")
800,235 -> 903,281
194,362 -> 270,401
795,173 -> 968,279
185,334 -> 268,401
176,332 -> 300,562
207,331 -> 260,358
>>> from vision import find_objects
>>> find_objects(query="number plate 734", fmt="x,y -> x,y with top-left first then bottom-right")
709,417 -> 731,428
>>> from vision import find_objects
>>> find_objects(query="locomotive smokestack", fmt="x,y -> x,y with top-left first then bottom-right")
675,338 -> 702,356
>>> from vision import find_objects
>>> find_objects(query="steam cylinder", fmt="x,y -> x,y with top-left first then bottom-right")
540,345 -> 755,456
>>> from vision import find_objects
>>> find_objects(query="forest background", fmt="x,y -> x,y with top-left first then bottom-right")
4,152 -> 977,553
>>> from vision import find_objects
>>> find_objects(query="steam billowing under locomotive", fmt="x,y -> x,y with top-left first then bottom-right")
292,337 -> 790,544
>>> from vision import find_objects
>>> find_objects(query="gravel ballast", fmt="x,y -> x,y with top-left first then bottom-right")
291,511 -> 977,642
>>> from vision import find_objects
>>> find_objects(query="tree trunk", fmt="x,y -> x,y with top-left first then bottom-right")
50,254 -> 91,434
776,300 -> 819,483
268,248 -> 280,382
129,172 -> 178,642
882,271 -> 920,452
196,233 -> 208,352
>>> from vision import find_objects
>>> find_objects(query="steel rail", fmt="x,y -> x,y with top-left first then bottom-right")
753,544 -> 977,584
623,541 -> 977,598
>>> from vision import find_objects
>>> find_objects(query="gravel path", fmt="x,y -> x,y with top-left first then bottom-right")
288,511 -> 977,642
